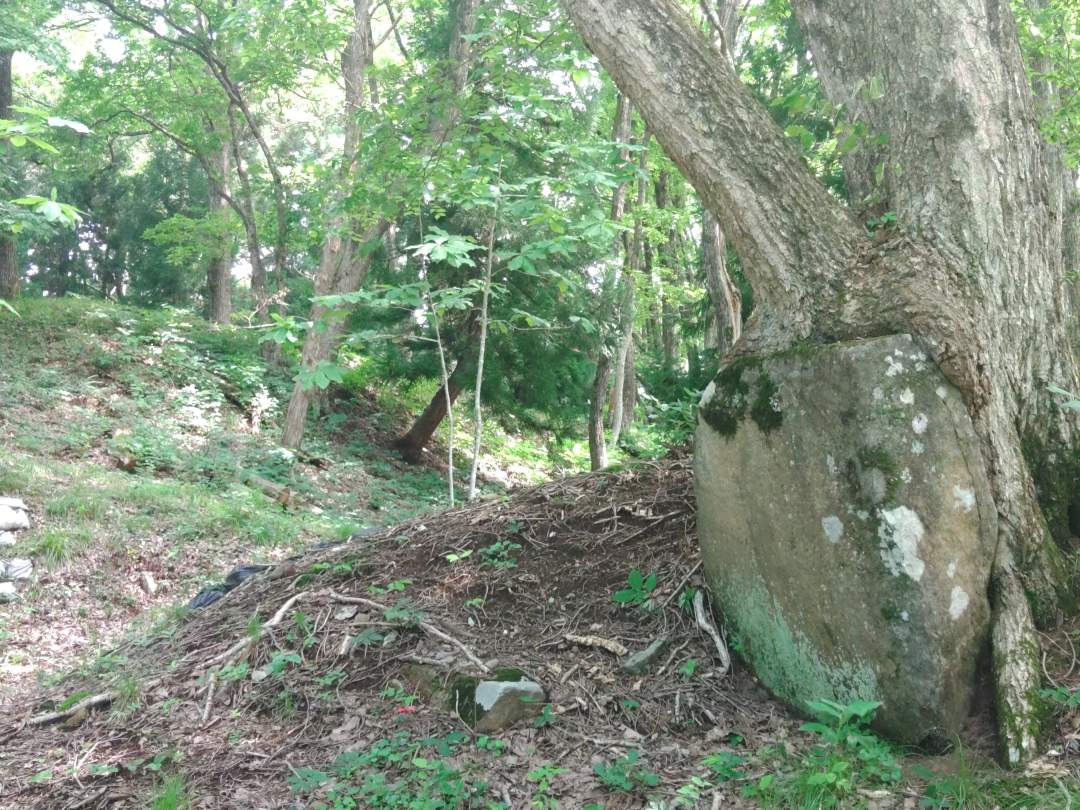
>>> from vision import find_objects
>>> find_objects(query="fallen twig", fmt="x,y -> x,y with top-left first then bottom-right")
205,591 -> 308,669
329,590 -> 489,672
27,691 -> 118,727
659,560 -> 703,609
565,634 -> 628,657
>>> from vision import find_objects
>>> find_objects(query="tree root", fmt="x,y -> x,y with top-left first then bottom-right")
992,550 -> 1041,767
693,589 -> 731,676
27,691 -> 118,727
328,590 -> 490,672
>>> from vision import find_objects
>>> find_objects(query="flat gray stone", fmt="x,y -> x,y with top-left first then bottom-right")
0,505 -> 28,531
0,532 -> 15,547
695,334 -> 995,744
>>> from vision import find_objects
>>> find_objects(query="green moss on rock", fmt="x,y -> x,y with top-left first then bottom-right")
720,576 -> 879,710
700,358 -> 783,437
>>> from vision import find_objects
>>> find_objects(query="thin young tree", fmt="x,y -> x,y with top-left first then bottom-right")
467,167 -> 502,501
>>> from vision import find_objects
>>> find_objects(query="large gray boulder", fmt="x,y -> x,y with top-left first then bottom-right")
695,334 -> 996,743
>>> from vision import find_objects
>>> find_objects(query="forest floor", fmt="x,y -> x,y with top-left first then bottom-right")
0,300 -> 1078,809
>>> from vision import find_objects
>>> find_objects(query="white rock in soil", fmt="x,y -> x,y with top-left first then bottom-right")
0,497 -> 26,509
0,504 -> 29,531
0,581 -> 17,602
0,532 -> 16,546
1,558 -> 32,580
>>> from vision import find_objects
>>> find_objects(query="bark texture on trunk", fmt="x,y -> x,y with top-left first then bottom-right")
394,362 -> 468,464
562,0 -> 1079,765
589,353 -> 612,470
0,49 -> 18,302
206,142 -> 233,324
610,132 -> 650,446
701,209 -> 741,356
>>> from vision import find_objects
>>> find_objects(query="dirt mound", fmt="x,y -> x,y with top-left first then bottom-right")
0,456 -> 803,808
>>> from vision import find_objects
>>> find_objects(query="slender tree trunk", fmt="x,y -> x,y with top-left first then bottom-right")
280,0 -> 381,448
610,132 -> 650,447
589,353 -> 612,470
701,209 -> 741,355
587,93 -> 634,465
468,184 -> 500,500
226,115 -> 268,316
621,339 -> 637,427
206,142 -> 233,324
562,0 -> 1079,764
282,0 -> 481,450
0,49 -> 18,302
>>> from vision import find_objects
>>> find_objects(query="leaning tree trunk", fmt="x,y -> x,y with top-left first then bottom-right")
206,142 -> 233,324
0,48 -> 18,302
394,361 -> 468,464
562,0 -> 1079,765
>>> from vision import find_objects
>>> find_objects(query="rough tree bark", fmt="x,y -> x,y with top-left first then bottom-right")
701,209 -> 741,355
206,141 -> 232,324
562,0 -> 1079,764
0,48 -> 18,302
588,353 -> 612,470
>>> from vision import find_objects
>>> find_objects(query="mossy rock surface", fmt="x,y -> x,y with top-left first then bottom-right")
695,334 -> 996,744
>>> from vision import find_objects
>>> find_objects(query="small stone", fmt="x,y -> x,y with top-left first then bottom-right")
334,604 -> 358,621
0,532 -> 15,546
620,636 -> 671,675
2,558 -> 32,580
139,571 -> 158,595
0,505 -> 29,532
462,674 -> 545,732
0,582 -> 17,602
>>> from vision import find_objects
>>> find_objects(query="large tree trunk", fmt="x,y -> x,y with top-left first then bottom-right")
562,0 -> 1079,764
394,361 -> 468,464
206,142 -> 233,324
0,48 -> 18,302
